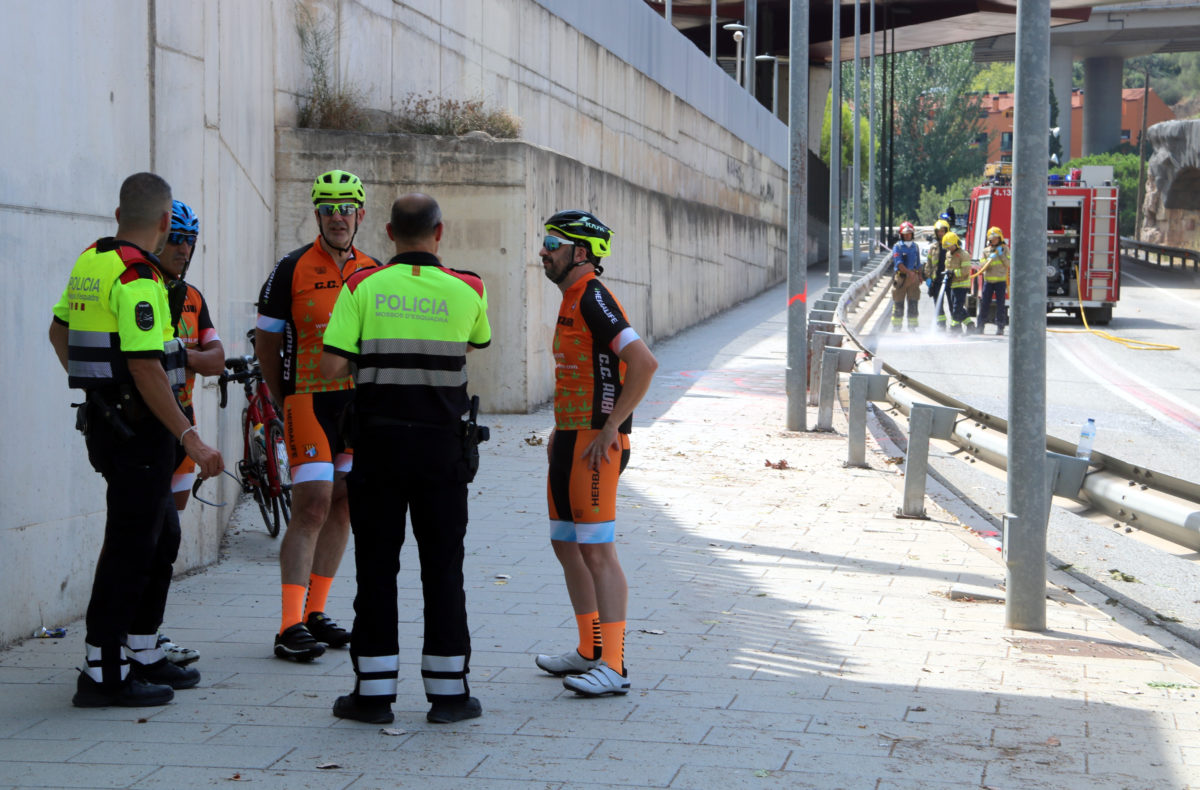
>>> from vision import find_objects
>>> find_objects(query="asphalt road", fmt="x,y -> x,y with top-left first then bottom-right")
841,255 -> 1200,648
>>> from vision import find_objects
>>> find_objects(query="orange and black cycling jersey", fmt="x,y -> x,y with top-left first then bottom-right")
552,272 -> 641,432
174,284 -> 219,409
256,239 -> 379,398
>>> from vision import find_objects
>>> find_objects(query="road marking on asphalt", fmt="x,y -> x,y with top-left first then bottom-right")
1053,338 -> 1200,434
1122,269 -> 1200,308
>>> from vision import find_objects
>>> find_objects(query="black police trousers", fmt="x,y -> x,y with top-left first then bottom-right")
346,422 -> 472,704
83,406 -> 181,685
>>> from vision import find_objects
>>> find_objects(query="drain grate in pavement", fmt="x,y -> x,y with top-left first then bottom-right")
1007,637 -> 1158,660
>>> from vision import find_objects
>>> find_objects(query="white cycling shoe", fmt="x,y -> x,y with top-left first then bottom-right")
157,633 -> 200,666
562,662 -> 630,696
535,649 -> 600,676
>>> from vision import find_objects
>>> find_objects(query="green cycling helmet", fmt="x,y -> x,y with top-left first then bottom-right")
312,169 -> 365,205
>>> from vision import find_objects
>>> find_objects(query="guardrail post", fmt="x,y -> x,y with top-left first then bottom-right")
817,346 -> 858,431
898,405 -> 934,518
809,331 -> 841,406
846,373 -> 889,467
814,298 -> 839,313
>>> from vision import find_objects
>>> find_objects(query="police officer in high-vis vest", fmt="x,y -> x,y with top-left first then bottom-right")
320,192 -> 491,726
48,173 -> 223,708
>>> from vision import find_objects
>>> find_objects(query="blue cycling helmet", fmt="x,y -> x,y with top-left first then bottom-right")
171,200 -> 199,235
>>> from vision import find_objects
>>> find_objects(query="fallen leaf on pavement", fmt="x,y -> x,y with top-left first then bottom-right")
317,763 -> 340,770
764,459 -> 789,469
639,629 -> 665,635
381,727 -> 406,736
1045,736 -> 1061,746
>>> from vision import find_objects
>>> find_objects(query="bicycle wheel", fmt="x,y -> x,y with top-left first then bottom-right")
252,471 -> 277,536
264,419 -> 292,537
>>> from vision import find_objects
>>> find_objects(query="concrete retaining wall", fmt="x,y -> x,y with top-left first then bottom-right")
0,0 -> 801,646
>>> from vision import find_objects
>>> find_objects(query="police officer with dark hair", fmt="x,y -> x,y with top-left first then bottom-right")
49,172 -> 223,708
320,192 -> 492,725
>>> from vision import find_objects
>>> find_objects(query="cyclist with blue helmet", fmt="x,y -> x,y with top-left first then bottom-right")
153,199 -> 225,667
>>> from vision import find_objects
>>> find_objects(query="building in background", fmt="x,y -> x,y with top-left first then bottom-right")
975,87 -> 1176,163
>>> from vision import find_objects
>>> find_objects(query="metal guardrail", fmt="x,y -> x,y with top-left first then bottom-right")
827,253 -> 1200,552
1120,236 -> 1200,270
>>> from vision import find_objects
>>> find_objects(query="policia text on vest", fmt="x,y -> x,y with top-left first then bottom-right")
320,193 -> 492,725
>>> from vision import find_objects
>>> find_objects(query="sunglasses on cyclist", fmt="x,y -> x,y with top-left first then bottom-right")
316,202 -> 360,216
543,235 -> 577,253
167,232 -> 197,247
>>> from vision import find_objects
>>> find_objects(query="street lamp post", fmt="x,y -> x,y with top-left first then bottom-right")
724,22 -> 748,87
755,55 -> 781,116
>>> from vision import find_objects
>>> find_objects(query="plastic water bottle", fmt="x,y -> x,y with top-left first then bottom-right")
1075,418 -> 1096,459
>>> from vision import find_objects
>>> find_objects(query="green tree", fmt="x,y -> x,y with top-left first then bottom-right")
969,62 -> 1014,93
881,43 -> 987,222
820,91 -> 873,169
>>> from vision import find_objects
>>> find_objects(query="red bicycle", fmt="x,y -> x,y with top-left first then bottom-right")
218,353 -> 291,537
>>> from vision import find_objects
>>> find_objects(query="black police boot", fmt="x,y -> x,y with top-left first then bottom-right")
131,658 -> 200,690
333,693 -> 394,724
427,696 -> 482,724
73,672 -> 174,708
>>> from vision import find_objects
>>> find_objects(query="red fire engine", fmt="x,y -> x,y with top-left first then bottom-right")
964,163 -> 1119,324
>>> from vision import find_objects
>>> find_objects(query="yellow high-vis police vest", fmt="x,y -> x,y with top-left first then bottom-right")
52,237 -> 187,393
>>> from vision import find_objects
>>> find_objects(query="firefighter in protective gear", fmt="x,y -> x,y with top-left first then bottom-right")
942,232 -> 974,333
976,226 -> 1010,335
890,221 -> 921,330
923,219 -> 951,330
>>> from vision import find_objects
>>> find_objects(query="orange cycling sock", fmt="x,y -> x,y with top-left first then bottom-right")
600,621 -> 625,675
281,584 -> 307,634
304,574 -> 334,620
575,611 -> 600,660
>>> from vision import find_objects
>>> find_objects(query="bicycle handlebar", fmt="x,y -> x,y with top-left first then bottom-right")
217,355 -> 260,410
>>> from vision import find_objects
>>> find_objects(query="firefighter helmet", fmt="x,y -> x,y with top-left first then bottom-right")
933,219 -> 950,233
987,226 -> 1004,242
941,231 -> 961,249
898,221 -> 915,239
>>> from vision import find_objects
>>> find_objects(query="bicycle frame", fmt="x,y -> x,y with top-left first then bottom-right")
218,353 -> 292,536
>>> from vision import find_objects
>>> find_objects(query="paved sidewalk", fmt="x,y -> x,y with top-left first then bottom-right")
3,283 -> 1200,789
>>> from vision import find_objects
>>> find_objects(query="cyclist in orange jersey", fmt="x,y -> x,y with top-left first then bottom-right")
534,210 -> 657,697
256,170 -> 381,661
154,199 -> 224,668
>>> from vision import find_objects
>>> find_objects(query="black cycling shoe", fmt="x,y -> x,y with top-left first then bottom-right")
131,658 -> 200,690
274,623 -> 326,662
332,693 -> 394,724
427,696 -> 482,724
305,612 -> 351,648
72,673 -> 174,708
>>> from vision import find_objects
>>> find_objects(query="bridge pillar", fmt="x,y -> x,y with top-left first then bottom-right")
1050,45 -> 1074,160
1082,56 -> 1123,156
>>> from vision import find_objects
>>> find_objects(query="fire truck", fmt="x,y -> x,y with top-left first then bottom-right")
964,163 -> 1119,324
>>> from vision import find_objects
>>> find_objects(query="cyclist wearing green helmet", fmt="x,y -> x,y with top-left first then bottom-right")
535,209 -> 658,698
256,168 -> 381,662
